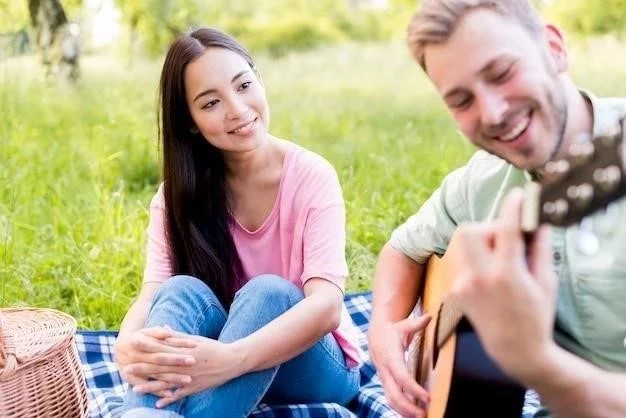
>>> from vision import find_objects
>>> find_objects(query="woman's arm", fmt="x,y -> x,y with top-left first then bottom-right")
136,277 -> 346,407
232,277 -> 343,373
115,283 -> 196,390
117,282 -> 160,342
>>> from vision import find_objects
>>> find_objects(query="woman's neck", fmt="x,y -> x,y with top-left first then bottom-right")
223,137 -> 281,183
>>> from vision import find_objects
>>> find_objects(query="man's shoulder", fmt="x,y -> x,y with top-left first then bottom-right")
598,96 -> 626,119
462,150 -> 520,185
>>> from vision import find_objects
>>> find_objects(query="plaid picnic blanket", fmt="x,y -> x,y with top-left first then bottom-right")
76,291 -> 542,417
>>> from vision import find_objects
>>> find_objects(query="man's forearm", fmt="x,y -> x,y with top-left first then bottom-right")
528,345 -> 626,418
370,242 -> 424,325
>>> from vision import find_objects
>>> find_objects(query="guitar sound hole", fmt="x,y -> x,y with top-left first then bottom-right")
432,304 -> 444,367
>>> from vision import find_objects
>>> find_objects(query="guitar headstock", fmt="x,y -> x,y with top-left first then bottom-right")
522,119 -> 626,232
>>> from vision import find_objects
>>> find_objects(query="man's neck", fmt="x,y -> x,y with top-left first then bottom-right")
533,82 -> 594,180
554,82 -> 595,161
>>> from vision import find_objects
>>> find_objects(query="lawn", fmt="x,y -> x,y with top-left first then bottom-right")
1,37 -> 625,329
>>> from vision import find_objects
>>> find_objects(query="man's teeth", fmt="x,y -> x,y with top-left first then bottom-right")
500,117 -> 530,142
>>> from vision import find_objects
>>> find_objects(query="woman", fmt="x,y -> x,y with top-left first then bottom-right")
114,27 -> 363,418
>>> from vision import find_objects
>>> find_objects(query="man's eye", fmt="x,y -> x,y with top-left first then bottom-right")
491,66 -> 512,83
452,97 -> 472,110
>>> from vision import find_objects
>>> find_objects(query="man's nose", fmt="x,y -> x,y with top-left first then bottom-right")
478,91 -> 509,127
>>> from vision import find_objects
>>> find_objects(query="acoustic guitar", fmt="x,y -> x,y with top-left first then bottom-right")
406,120 -> 626,418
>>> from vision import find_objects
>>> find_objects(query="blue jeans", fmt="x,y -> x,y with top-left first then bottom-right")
122,274 -> 360,418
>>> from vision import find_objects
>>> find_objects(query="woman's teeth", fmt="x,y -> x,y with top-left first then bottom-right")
231,119 -> 255,134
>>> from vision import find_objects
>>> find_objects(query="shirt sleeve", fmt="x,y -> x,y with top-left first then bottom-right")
142,183 -> 173,283
299,159 -> 349,292
389,163 -> 471,264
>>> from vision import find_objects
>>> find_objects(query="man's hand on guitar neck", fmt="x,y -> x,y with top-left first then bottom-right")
449,188 -> 558,383
451,188 -> 626,418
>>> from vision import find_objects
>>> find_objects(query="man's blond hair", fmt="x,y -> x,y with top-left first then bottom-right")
407,0 -> 543,71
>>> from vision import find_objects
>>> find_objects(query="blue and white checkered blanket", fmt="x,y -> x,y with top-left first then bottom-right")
76,291 -> 541,417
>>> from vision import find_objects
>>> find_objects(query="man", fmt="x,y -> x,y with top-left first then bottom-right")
367,1 -> 626,417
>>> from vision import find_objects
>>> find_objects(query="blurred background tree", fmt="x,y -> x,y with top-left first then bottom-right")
543,0 -> 626,39
1,0 -> 625,76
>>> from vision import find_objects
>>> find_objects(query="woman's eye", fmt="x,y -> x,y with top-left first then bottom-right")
239,81 -> 252,91
203,99 -> 219,109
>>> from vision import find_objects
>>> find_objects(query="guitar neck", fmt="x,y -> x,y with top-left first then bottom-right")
523,123 -> 626,232
433,120 -> 626,350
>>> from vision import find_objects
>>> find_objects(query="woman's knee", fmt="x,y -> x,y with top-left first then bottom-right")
153,275 -> 223,311
236,274 -> 302,302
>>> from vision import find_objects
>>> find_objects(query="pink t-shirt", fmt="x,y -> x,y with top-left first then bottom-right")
143,142 -> 363,367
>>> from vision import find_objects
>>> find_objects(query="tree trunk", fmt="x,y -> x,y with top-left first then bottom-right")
27,0 -> 79,80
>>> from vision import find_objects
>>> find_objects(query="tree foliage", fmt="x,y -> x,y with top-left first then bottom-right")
0,0 -> 82,32
112,0 -> 414,56
544,0 -> 626,38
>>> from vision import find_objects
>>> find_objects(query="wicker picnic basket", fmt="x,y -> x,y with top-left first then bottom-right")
0,307 -> 88,417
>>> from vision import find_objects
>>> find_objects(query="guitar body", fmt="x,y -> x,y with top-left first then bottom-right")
405,123 -> 626,417
411,235 -> 526,418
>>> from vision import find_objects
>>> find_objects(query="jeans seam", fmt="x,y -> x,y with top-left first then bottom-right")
242,366 -> 280,418
193,299 -> 227,334
316,336 -> 356,372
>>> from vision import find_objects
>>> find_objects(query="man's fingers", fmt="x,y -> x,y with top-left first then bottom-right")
528,225 -> 556,294
495,188 -> 526,260
402,315 -> 431,333
387,356 -> 430,405
454,223 -> 495,267
399,315 -> 431,347
378,367 -> 424,417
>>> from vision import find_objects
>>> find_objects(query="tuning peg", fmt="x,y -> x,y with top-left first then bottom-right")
568,142 -> 595,167
543,198 -> 569,223
598,126 -> 621,148
601,134 -> 617,148
593,165 -> 622,193
544,160 -> 570,176
567,183 -> 594,208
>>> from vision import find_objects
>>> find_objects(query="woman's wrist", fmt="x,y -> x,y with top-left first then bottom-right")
229,338 -> 255,376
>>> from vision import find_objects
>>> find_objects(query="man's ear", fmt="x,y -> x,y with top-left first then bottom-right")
543,23 -> 568,73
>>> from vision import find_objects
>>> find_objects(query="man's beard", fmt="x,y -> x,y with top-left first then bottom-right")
544,82 -> 569,165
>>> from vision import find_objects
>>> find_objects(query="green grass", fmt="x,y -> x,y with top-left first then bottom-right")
1,38 -> 626,329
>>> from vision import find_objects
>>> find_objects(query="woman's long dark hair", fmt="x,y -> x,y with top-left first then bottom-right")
157,28 -> 253,308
